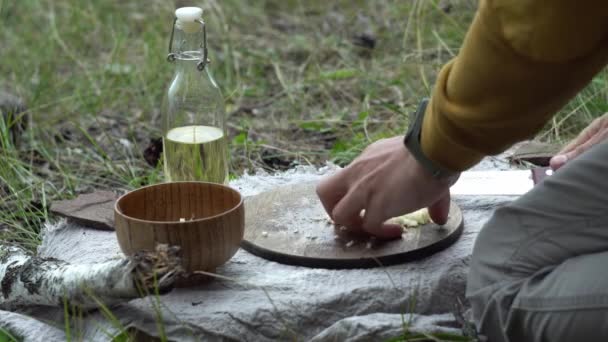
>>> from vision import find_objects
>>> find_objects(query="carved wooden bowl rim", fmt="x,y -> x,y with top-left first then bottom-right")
114,181 -> 244,225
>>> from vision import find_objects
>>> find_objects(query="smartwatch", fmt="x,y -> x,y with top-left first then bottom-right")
403,98 -> 460,182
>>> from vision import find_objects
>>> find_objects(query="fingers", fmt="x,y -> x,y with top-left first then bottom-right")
370,223 -> 404,239
332,186 -> 366,229
315,135 -> 454,240
360,210 -> 403,239
550,116 -> 606,170
557,119 -> 601,155
428,191 -> 451,225
321,176 -> 404,239
316,171 -> 348,220
563,135 -> 604,161
358,192 -> 405,239
551,124 -> 608,170
332,183 -> 402,239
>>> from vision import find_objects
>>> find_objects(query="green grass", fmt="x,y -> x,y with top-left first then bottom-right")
1,0 -> 607,340
0,0 -> 475,248
2,0 -> 605,248
0,327 -> 19,342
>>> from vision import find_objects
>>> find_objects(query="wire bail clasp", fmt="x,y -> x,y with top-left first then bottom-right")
166,17 -> 211,72
195,19 -> 210,71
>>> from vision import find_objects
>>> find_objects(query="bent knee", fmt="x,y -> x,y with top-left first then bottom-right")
468,206 -> 527,291
505,308 -> 608,342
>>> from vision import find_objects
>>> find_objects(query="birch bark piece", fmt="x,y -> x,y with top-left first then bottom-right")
50,191 -> 118,231
241,181 -> 464,269
0,243 -> 182,310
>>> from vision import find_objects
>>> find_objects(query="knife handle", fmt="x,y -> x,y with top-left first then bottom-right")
531,167 -> 553,185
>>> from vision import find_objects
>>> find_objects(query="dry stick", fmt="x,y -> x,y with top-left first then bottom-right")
0,244 -> 183,310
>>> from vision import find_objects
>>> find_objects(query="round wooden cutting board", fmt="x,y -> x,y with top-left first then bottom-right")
241,181 -> 464,269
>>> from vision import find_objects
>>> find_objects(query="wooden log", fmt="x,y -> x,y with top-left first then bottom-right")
0,243 -> 183,310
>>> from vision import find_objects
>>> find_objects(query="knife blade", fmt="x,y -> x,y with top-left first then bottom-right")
450,167 -> 552,196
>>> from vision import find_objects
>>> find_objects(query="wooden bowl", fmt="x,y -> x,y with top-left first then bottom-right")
114,182 -> 244,273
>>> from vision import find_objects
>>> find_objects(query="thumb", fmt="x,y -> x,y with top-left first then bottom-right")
428,191 -> 451,225
549,154 -> 568,171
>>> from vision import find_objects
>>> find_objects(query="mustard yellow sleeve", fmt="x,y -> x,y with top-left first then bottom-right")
421,0 -> 608,171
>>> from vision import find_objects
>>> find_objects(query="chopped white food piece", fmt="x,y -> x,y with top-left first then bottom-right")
339,226 -> 347,232
402,217 -> 420,227
262,231 -> 268,237
404,208 -> 432,225
179,218 -> 186,222
387,208 -> 431,228
345,240 -> 355,248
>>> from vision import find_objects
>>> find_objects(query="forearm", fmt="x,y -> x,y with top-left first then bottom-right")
421,0 -> 608,171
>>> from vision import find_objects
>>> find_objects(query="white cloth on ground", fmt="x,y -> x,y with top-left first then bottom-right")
0,156 -> 517,341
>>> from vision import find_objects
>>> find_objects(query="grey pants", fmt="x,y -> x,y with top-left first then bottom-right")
466,140 -> 608,342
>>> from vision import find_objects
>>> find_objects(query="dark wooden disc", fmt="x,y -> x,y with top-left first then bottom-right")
241,182 -> 464,269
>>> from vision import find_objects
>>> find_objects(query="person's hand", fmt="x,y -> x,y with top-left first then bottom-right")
550,113 -> 608,170
316,136 -> 458,239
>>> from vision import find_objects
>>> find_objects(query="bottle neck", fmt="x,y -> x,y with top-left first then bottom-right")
174,57 -> 198,73
172,27 -> 204,62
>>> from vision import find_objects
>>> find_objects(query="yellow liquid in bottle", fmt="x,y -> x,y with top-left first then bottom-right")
163,125 -> 228,183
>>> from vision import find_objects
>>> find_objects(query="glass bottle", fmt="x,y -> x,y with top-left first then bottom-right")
161,7 -> 228,184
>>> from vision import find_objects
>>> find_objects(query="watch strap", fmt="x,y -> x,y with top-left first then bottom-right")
404,98 -> 459,180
